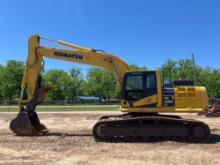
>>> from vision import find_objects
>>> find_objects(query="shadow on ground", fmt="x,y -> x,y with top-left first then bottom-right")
44,132 -> 220,144
45,132 -> 91,137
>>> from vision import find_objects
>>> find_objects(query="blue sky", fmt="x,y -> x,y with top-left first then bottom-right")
0,0 -> 220,75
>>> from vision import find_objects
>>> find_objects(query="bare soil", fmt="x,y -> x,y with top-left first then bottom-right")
1,112 -> 220,165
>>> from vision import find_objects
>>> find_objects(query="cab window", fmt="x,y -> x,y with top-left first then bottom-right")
124,74 -> 144,101
123,72 -> 157,102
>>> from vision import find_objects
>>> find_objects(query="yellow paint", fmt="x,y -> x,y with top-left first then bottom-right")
132,95 -> 157,107
174,86 -> 208,111
120,86 -> 208,113
20,34 -> 209,114
120,106 -> 205,113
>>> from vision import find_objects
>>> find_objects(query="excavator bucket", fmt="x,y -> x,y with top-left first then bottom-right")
10,86 -> 51,136
10,111 -> 48,136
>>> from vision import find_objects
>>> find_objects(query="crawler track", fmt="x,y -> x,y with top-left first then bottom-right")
93,114 -> 210,142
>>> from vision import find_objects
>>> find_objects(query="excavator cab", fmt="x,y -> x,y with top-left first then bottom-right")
120,70 -> 162,109
122,71 -> 157,103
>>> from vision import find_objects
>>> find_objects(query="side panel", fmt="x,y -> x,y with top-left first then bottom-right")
174,86 -> 208,110
120,85 -> 208,113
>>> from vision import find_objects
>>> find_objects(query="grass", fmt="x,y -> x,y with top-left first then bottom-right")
0,105 -> 119,112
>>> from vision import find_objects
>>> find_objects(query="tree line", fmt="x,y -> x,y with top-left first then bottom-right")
0,59 -> 220,103
161,59 -> 220,98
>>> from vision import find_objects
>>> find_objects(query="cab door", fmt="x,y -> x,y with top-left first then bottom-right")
122,71 -> 157,106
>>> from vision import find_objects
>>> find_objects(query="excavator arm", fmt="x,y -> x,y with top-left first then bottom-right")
22,34 -> 129,100
10,34 -> 130,136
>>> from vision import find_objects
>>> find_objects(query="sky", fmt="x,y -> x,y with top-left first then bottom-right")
0,0 -> 220,75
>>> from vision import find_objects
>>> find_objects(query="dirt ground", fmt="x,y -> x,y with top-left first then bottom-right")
1,112 -> 220,165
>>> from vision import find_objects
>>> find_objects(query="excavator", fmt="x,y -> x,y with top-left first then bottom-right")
10,34 -> 210,141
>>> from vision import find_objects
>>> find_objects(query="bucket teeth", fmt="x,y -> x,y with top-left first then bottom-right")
10,111 -> 49,136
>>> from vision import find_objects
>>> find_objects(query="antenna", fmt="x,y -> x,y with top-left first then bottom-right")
192,53 -> 196,85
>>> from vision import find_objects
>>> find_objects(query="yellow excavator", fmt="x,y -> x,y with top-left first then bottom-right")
10,34 -> 210,141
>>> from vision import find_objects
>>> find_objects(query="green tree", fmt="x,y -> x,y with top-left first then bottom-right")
198,68 -> 220,98
70,67 -> 82,78
69,67 -> 85,98
43,70 -> 72,100
177,59 -> 195,80
161,59 -> 178,82
161,59 -> 202,83
43,68 -> 85,101
129,64 -> 147,70
0,60 -> 24,101
85,68 -> 118,100
0,65 -> 4,102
